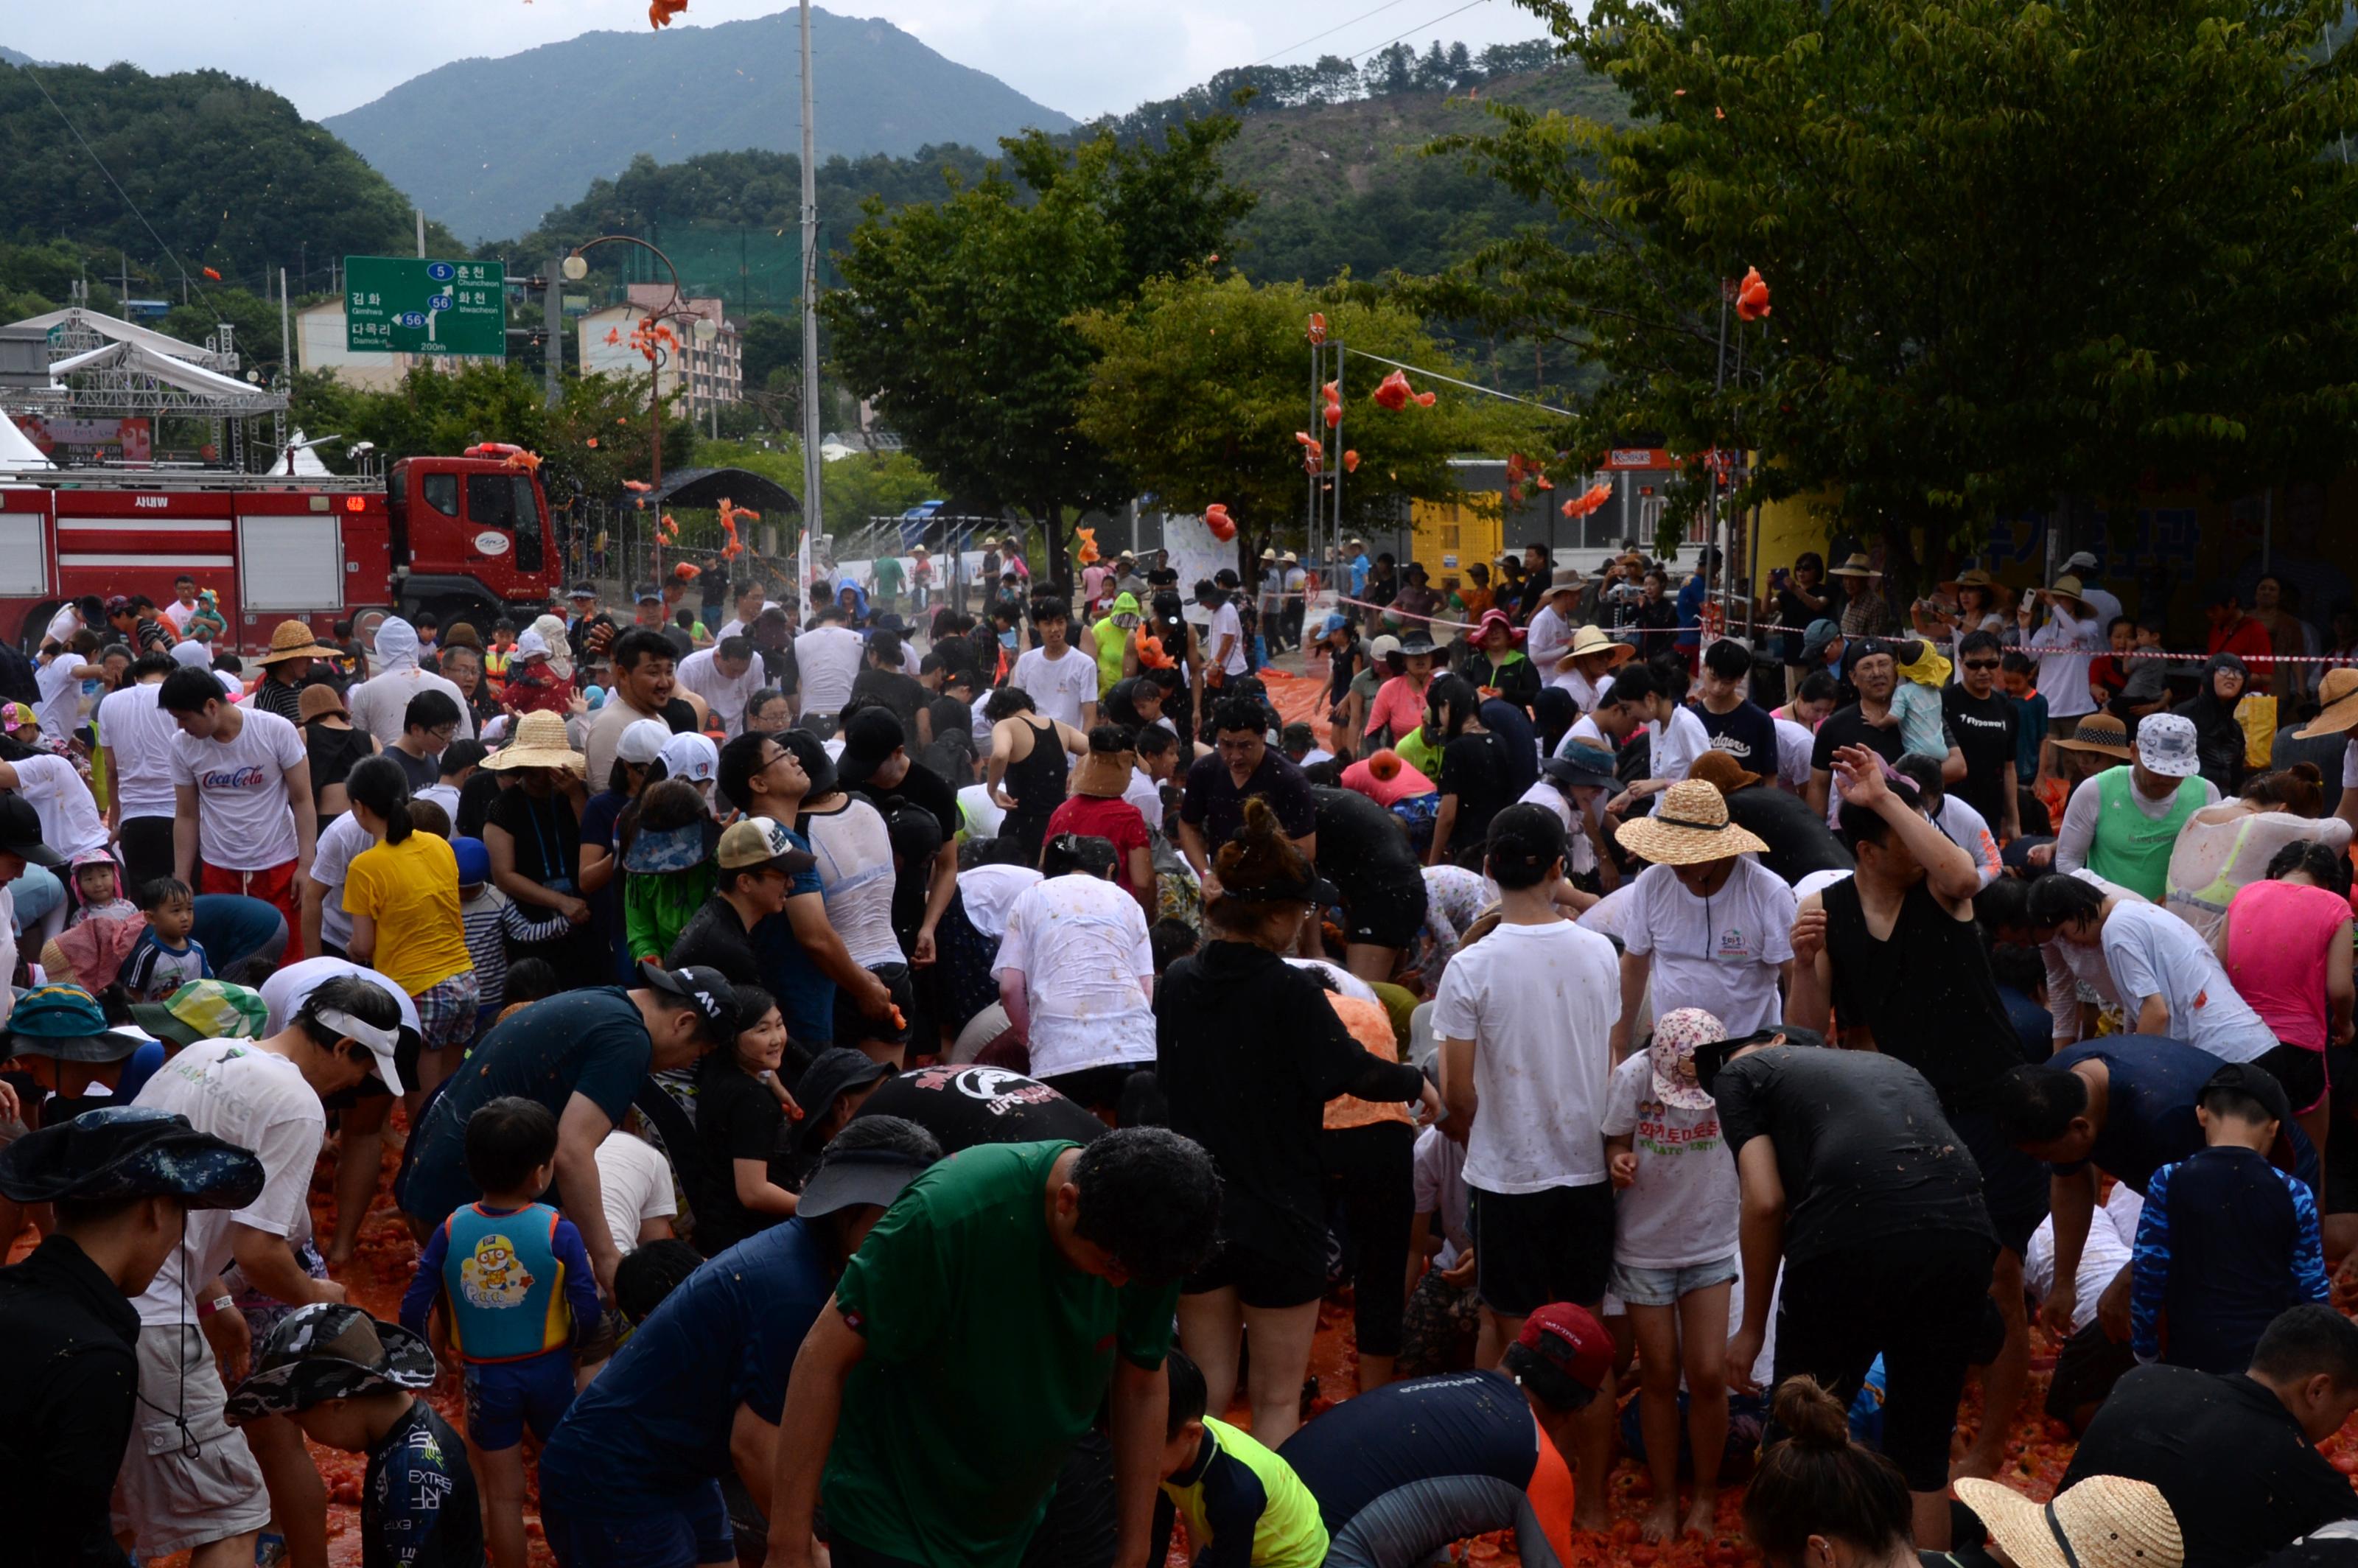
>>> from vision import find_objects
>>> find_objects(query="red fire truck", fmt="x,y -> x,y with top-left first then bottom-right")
0,447 -> 562,655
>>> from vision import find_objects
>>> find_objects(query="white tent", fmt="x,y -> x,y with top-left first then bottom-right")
0,416 -> 52,471
8,307 -> 220,365
49,338 -> 261,400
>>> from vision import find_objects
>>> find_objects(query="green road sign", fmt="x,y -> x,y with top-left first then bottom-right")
344,256 -> 507,358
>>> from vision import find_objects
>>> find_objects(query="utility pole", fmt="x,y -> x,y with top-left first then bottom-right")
279,267 -> 292,380
119,251 -> 129,320
543,257 -> 564,408
415,209 -> 426,259
797,0 -> 822,609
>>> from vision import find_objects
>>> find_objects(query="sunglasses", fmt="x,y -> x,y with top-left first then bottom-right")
1962,659 -> 2002,671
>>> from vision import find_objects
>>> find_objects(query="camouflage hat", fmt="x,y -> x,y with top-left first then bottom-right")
224,1303 -> 437,1425
0,1105 -> 264,1208
129,980 -> 269,1052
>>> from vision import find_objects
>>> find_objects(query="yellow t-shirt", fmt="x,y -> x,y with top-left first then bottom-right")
346,831 -> 474,995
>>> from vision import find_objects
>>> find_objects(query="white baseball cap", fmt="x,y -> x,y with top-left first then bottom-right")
659,729 -> 720,785
616,718 -> 673,768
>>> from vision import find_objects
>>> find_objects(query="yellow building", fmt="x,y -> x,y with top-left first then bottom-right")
1410,492 -> 1503,579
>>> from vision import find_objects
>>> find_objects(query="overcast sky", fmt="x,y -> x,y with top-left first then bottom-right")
8,0 -> 1557,122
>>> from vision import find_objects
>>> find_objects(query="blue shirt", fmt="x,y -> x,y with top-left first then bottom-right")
538,1217 -> 836,1505
2131,1145 -> 2329,1371
2049,1039 -> 2320,1195
398,989 -> 654,1227
2007,691 -> 2049,783
1675,572 -> 1707,649
192,893 -> 284,973
1349,554 -> 1371,599
754,824 -> 834,1042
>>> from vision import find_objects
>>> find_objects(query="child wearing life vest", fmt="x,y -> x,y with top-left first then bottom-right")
399,1096 -> 601,1568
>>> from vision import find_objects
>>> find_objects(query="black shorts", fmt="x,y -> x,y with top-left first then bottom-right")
1774,1229 -> 1999,1493
1468,1181 -> 1614,1317
832,962 -> 914,1051
1184,1224 -> 1327,1310
2328,1046 -> 2358,1215
1340,869 -> 1428,950
2256,1042 -> 2329,1116
1949,1105 -> 2051,1257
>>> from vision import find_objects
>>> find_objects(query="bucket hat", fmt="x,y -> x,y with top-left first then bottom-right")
4,983 -> 147,1063
1953,1476 -> 2181,1568
1614,780 -> 1770,866
0,1104 -> 265,1208
223,1303 -> 438,1426
128,980 -> 268,1052
480,710 -> 585,774
1553,625 -> 1634,673
2133,712 -> 2200,779
254,621 -> 340,666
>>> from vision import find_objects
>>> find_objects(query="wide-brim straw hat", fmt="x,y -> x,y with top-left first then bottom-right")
2298,667 -> 2358,738
2039,574 -> 2096,612
2054,710 -> 2134,758
296,683 -> 348,722
1954,1476 -> 2182,1568
1616,779 -> 1770,865
1071,749 -> 1134,799
254,620 -> 340,665
1939,567 -> 2014,606
1555,624 -> 1636,672
1826,552 -> 1881,578
481,710 -> 586,774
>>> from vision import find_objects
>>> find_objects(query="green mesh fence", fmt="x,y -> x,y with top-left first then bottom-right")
623,221 -> 802,315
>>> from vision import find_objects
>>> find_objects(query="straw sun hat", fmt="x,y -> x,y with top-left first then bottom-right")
2054,711 -> 2134,759
2298,667 -> 2358,739
1953,1476 -> 2182,1568
1554,624 -> 1637,673
1616,779 -> 1769,865
1826,552 -> 1881,578
253,620 -> 340,666
481,710 -> 586,775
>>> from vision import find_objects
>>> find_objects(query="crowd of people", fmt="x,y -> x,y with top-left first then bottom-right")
2,537 -> 2358,1568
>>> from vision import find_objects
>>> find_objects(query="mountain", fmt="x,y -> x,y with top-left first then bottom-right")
0,47 -> 39,67
323,10 -> 1076,245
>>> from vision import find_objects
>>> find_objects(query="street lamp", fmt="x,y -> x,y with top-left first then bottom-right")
563,234 -> 708,490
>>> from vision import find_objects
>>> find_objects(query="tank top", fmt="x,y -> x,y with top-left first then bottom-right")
439,1202 -> 573,1362
1003,717 -> 1069,825
1820,875 -> 2023,1109
2085,769 -> 2205,902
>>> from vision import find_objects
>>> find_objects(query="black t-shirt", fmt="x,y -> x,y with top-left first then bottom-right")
1179,749 -> 1318,850
855,759 -> 959,842
1724,785 -> 1855,884
666,894 -> 759,985
305,721 -> 376,803
1695,699 -> 1779,773
1309,786 -> 1424,904
853,1065 -> 1105,1155
2061,1365 -> 2358,1568
693,1054 -> 786,1255
925,694 -> 974,754
1438,733 -> 1509,856
758,641 -> 798,698
364,1399 -> 483,1568
389,746 -> 441,790
0,1234 -> 140,1567
1809,701 -> 1905,778
1942,685 -> 2018,827
1478,701 -> 1539,800
1712,1045 -> 1995,1262
850,666 -> 928,735
484,786 -> 581,891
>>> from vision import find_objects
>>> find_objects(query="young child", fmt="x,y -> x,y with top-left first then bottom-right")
224,1303 -> 483,1568
1158,1348 -> 1330,1567
692,985 -> 802,1255
66,849 -> 133,926
399,1096 -> 602,1568
500,629 -> 573,717
1600,1007 -> 1740,1543
619,779 -> 718,965
119,875 -> 212,1001
1887,637 -> 1953,762
452,836 -> 511,1037
2130,1061 -> 2329,1373
495,957 -> 559,1025
2001,649 -> 2050,782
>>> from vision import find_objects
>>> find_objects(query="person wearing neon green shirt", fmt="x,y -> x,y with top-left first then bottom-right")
1156,1349 -> 1328,1567
1093,592 -> 1144,693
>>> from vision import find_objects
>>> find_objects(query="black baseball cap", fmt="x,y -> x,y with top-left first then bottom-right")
791,1048 -> 896,1152
797,1113 -> 940,1218
0,794 -> 62,867
2198,1061 -> 2292,1127
1485,802 -> 1567,879
635,962 -> 741,1043
836,707 -> 907,788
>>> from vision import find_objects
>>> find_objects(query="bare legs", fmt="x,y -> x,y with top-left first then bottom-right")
1176,1289 -> 1323,1445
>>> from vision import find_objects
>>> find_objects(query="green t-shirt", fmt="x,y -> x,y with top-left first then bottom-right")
1091,617 -> 1130,691
823,1140 -> 1180,1567
872,556 -> 905,596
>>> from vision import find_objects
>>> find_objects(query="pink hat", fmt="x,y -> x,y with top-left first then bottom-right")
1474,608 -> 1523,645
1650,1007 -> 1726,1110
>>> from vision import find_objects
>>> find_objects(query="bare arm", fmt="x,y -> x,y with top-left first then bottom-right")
1833,745 -> 1979,903
914,837 -> 959,965
1611,949 -> 1648,1062
2040,1166 -> 2100,1337
1178,818 -> 1211,881
173,783 -> 199,885
2134,994 -> 2172,1036
1438,1034 -> 1477,1141
762,1302 -> 867,1568
1426,797 -> 1458,867
998,967 -> 1031,1040
2001,759 -> 2021,842
1785,893 -> 1832,1034
1109,1358 -> 1169,1568
730,1404 -> 780,1519
733,1158 -> 800,1217
552,1093 -> 621,1296
347,910 -> 377,967
1806,768 -> 1830,820
229,1222 -> 344,1308
1940,743 -> 1966,785
1728,1136 -> 1785,1392
284,759 -> 316,875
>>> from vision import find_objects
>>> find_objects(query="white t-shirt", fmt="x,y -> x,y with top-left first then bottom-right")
993,873 -> 1155,1077
1621,857 -> 1797,1035
956,862 -> 1041,939
1012,645 -> 1100,732
675,647 -> 765,738
130,1037 -> 325,1326
1934,794 -> 2003,888
161,597 -> 200,633
1411,1126 -> 1473,1267
1124,766 -> 1165,832
1772,718 -> 1814,791
2341,735 -> 2358,791
12,752 -> 108,860
1555,713 -> 1610,757
308,811 -> 375,951
2041,869 -> 2142,1044
169,707 -> 307,871
1211,602 -> 1248,675
2100,899 -> 2275,1063
1527,605 -> 1575,674
2030,608 -> 2105,719
1648,703 -> 1711,784
956,784 -> 1007,841
595,1131 -> 678,1256
800,795 -> 904,969
2025,1183 -> 2141,1332
794,626 -> 866,714
1431,918 -> 1618,1194
416,781 -> 463,822
98,681 -> 182,819
348,667 -> 473,749
1598,1051 -> 1741,1270
34,654 -> 83,743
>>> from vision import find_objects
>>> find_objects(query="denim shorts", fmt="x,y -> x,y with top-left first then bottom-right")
1608,1256 -> 1738,1309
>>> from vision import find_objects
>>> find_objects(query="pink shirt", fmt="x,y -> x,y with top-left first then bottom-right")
1340,755 -> 1438,806
2225,878 -> 2351,1048
1363,674 -> 1430,741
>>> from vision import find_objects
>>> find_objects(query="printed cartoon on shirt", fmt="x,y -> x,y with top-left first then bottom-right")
459,1233 -> 534,1309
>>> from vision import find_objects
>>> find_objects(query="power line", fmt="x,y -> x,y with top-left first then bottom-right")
1343,346 -> 1575,416
1344,0 -> 1499,66
18,61 -> 217,315
1248,0 -> 1419,69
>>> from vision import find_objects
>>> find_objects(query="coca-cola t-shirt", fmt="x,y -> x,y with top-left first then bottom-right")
169,707 -> 306,870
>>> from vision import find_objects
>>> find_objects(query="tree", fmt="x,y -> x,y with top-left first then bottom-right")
1074,275 -> 1550,575
822,116 -> 1256,584
1423,0 -> 2358,577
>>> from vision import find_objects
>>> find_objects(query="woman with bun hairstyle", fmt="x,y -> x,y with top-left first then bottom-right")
1156,796 -> 1444,1444
1742,1376 -> 1916,1568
